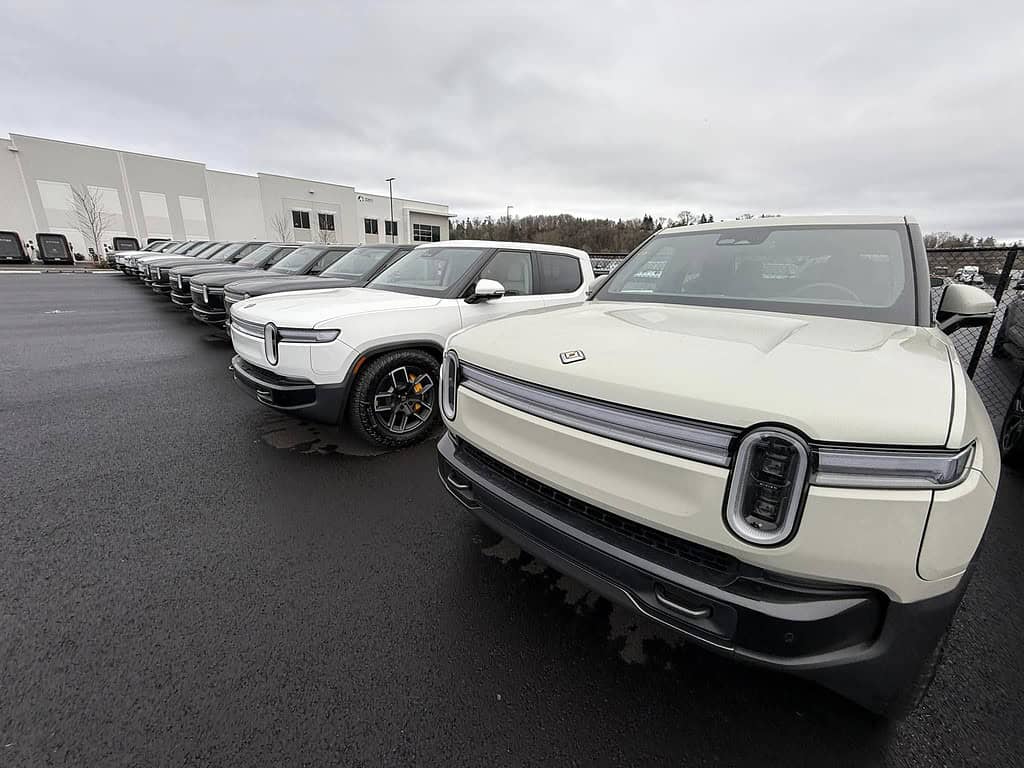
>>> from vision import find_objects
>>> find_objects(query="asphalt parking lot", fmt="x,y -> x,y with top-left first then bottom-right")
2,275 -> 1023,767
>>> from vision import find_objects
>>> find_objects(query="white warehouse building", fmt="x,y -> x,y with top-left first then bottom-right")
0,133 -> 450,254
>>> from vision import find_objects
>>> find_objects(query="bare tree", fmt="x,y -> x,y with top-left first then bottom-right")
70,185 -> 114,261
271,213 -> 294,242
316,226 -> 334,244
674,210 -> 697,227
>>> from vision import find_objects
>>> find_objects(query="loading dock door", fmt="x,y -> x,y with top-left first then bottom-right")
36,233 -> 74,264
0,231 -> 29,263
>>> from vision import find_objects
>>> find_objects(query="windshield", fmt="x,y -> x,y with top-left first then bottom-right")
369,246 -> 487,297
321,246 -> 395,281
237,243 -> 280,266
192,242 -> 227,259
208,242 -> 249,262
599,225 -> 916,324
269,246 -> 328,274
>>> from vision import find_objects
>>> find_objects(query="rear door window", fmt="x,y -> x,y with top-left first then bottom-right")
537,252 -> 582,294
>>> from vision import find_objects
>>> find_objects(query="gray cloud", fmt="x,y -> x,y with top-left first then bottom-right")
2,0 -> 1022,239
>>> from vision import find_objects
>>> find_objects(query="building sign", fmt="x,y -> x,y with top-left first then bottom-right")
357,195 -> 374,203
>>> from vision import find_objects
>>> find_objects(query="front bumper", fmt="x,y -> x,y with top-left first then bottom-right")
190,287 -> 226,322
437,432 -> 966,713
229,355 -> 348,424
192,304 -> 227,325
170,289 -> 193,307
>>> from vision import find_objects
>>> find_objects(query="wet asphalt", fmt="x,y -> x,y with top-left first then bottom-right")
1,274 -> 1022,767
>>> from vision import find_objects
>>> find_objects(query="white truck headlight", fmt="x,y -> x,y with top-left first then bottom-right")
263,326 -> 340,366
276,328 -> 341,343
441,350 -> 459,421
812,444 -> 974,490
725,428 -> 809,546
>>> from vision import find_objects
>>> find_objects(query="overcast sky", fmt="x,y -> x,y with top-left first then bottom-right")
2,1 -> 1022,240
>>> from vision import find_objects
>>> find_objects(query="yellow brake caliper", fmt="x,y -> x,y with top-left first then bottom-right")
411,374 -> 423,411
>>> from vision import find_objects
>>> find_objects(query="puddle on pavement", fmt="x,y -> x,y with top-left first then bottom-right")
257,415 -> 388,456
480,537 -> 685,667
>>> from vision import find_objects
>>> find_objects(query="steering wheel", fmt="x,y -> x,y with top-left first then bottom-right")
791,282 -> 862,303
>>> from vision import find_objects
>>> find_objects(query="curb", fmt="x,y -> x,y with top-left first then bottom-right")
0,268 -> 120,274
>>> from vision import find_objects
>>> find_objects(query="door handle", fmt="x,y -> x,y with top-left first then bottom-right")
654,586 -> 711,619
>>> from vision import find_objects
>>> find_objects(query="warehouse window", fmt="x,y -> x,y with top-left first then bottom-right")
364,218 -> 379,235
292,210 -> 311,230
413,223 -> 441,242
385,220 -> 398,237
318,213 -> 335,232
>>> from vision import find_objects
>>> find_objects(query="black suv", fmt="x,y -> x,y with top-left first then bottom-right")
219,244 -> 414,322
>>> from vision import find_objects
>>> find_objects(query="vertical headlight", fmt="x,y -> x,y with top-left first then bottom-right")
441,350 -> 459,421
725,427 -> 809,546
264,322 -> 278,365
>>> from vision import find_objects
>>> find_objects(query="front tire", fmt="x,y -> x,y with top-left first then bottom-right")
347,349 -> 440,450
1000,380 -> 1024,470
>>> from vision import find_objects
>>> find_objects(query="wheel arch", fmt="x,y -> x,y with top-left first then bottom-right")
341,339 -> 445,408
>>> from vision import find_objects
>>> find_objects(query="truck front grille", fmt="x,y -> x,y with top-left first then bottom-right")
460,441 -> 739,585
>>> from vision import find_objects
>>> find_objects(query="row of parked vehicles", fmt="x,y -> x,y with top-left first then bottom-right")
113,215 -> 1015,717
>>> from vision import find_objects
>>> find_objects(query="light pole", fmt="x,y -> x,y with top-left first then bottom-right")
386,177 -> 396,243
506,204 -> 514,224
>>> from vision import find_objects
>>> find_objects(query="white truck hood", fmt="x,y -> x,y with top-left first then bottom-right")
230,287 -> 441,328
449,302 -> 955,446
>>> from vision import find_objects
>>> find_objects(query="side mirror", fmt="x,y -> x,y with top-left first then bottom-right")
929,275 -> 945,288
587,274 -> 609,298
936,284 -> 997,334
466,278 -> 505,303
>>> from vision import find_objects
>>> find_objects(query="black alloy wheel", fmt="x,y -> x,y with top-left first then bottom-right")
349,349 -> 440,449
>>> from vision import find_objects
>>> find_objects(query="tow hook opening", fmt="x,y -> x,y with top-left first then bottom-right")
442,465 -> 478,509
653,583 -> 713,621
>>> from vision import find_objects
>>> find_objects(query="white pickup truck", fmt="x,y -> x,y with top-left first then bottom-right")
228,240 -> 595,448
437,216 -> 1000,716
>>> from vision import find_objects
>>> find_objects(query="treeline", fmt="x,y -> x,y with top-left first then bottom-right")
450,213 -> 1016,253
450,211 -> 716,253
923,232 -> 1004,248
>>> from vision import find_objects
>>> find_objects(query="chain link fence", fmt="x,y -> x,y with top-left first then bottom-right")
588,246 -> 1024,429
590,253 -> 628,275
929,247 -> 1023,428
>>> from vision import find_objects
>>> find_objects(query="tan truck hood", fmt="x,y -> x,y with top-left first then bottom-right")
449,301 -> 954,446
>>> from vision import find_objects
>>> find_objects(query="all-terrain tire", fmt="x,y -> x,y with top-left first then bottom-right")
347,349 -> 441,450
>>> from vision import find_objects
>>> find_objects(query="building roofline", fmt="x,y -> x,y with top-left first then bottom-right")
8,133 -> 207,167
356,191 -> 449,209
256,171 -> 355,190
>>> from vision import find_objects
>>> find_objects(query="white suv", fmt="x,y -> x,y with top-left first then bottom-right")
229,241 -> 595,448
437,216 -> 999,715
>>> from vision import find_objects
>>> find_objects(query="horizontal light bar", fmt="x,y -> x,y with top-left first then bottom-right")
230,317 -> 264,338
460,363 -> 737,466
277,328 -> 340,343
813,443 -> 974,489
